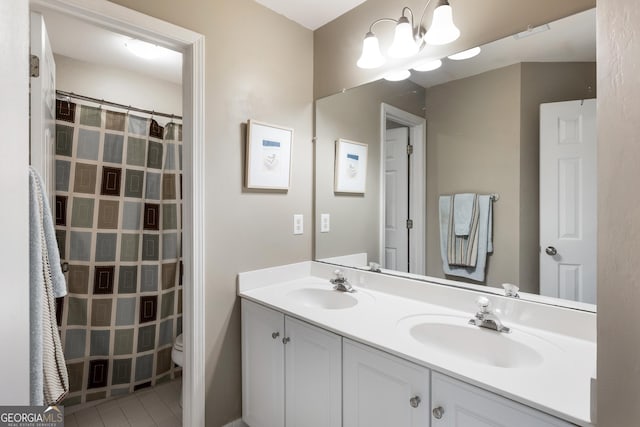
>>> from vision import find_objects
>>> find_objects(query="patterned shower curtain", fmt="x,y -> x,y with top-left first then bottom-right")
53,99 -> 183,406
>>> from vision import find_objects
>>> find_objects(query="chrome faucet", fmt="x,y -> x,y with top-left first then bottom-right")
469,297 -> 510,333
330,269 -> 355,293
502,283 -> 520,299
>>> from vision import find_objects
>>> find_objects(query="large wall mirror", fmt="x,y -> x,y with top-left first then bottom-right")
315,8 -> 596,309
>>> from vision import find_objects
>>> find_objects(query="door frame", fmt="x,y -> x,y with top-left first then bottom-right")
379,103 -> 426,275
29,0 -> 206,425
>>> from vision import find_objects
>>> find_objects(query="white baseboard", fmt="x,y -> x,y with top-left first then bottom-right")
223,419 -> 248,427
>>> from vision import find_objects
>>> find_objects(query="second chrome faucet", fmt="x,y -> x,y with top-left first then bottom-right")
469,296 -> 510,333
330,269 -> 355,293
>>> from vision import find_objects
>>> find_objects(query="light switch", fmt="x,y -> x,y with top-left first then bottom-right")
293,214 -> 303,235
320,213 -> 330,233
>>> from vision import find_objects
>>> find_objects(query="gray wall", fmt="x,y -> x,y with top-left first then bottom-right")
315,79 -> 425,262
424,62 -> 596,292
313,0 -> 596,98
597,0 -> 640,424
111,1 -> 314,425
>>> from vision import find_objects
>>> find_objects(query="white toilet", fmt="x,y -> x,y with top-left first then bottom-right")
171,334 -> 184,407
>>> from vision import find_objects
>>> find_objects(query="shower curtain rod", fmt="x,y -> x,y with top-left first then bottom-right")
55,90 -> 182,120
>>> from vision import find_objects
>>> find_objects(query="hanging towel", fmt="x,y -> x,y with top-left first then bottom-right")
439,194 -> 493,282
29,167 -> 69,405
453,193 -> 477,236
448,194 -> 480,267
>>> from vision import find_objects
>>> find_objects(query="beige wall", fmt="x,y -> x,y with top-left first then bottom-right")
313,0 -> 595,98
425,64 -> 522,288
315,79 -> 425,262
110,1 -> 313,425
424,62 -> 596,292
597,0 -> 640,425
54,54 -> 183,123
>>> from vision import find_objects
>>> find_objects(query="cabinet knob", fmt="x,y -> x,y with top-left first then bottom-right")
271,332 -> 280,339
432,406 -> 445,419
282,337 -> 290,344
409,396 -> 421,408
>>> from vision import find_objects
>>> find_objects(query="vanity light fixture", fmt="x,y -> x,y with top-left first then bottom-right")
357,0 -> 460,70
447,46 -> 481,60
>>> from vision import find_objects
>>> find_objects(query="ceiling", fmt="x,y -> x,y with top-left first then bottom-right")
409,8 -> 596,88
40,8 -> 182,84
253,0 -> 367,30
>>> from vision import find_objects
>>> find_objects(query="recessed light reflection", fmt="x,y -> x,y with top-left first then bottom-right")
447,46 -> 481,60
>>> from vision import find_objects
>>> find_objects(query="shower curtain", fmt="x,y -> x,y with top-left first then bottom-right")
53,99 -> 183,406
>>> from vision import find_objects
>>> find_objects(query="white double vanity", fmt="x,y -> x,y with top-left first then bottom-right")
238,261 -> 595,427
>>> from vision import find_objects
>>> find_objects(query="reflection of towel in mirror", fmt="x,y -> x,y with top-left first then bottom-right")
29,167 -> 69,405
448,194 -> 480,266
439,195 -> 493,282
453,193 -> 477,236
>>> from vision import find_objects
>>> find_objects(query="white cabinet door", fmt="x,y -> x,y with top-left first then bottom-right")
284,317 -> 342,427
241,300 -> 285,427
343,339 -> 430,427
431,373 -> 573,426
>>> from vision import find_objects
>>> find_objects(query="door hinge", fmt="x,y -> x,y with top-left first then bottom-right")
30,55 -> 40,77
406,219 -> 413,229
407,144 -> 414,156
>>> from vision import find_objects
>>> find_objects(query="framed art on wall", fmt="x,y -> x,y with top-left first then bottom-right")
245,120 -> 293,190
334,139 -> 368,194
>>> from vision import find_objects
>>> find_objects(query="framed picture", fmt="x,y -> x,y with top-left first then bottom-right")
246,120 -> 293,190
334,139 -> 368,194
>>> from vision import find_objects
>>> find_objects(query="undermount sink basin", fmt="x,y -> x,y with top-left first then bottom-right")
285,288 -> 360,310
398,315 -> 557,368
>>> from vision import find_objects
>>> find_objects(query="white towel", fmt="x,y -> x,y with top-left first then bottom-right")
29,167 -> 69,405
453,193 -> 477,236
439,194 -> 493,282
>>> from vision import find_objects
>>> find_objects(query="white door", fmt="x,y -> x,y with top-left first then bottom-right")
384,127 -> 410,272
241,300 -> 285,427
540,99 -> 597,304
431,373 -> 573,426
30,12 -> 56,204
343,339 -> 430,427
284,317 -> 342,427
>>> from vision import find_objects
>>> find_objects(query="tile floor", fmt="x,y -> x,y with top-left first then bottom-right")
64,379 -> 181,426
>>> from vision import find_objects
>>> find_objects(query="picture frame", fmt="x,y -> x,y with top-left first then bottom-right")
246,120 -> 293,190
334,139 -> 368,194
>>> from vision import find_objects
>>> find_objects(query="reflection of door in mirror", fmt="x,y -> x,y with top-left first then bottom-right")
540,99 -> 597,304
381,104 -> 426,275
384,125 -> 410,272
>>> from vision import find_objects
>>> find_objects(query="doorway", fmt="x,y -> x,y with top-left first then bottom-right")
28,0 -> 205,425
380,103 -> 426,275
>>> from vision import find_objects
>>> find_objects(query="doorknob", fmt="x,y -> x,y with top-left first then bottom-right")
545,246 -> 558,256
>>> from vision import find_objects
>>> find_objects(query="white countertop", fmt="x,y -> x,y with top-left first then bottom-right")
238,261 -> 596,426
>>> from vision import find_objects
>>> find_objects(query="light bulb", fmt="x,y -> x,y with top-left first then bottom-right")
388,17 -> 419,58
357,32 -> 386,69
383,69 -> 411,81
448,46 -> 481,60
424,1 -> 460,45
412,59 -> 442,72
